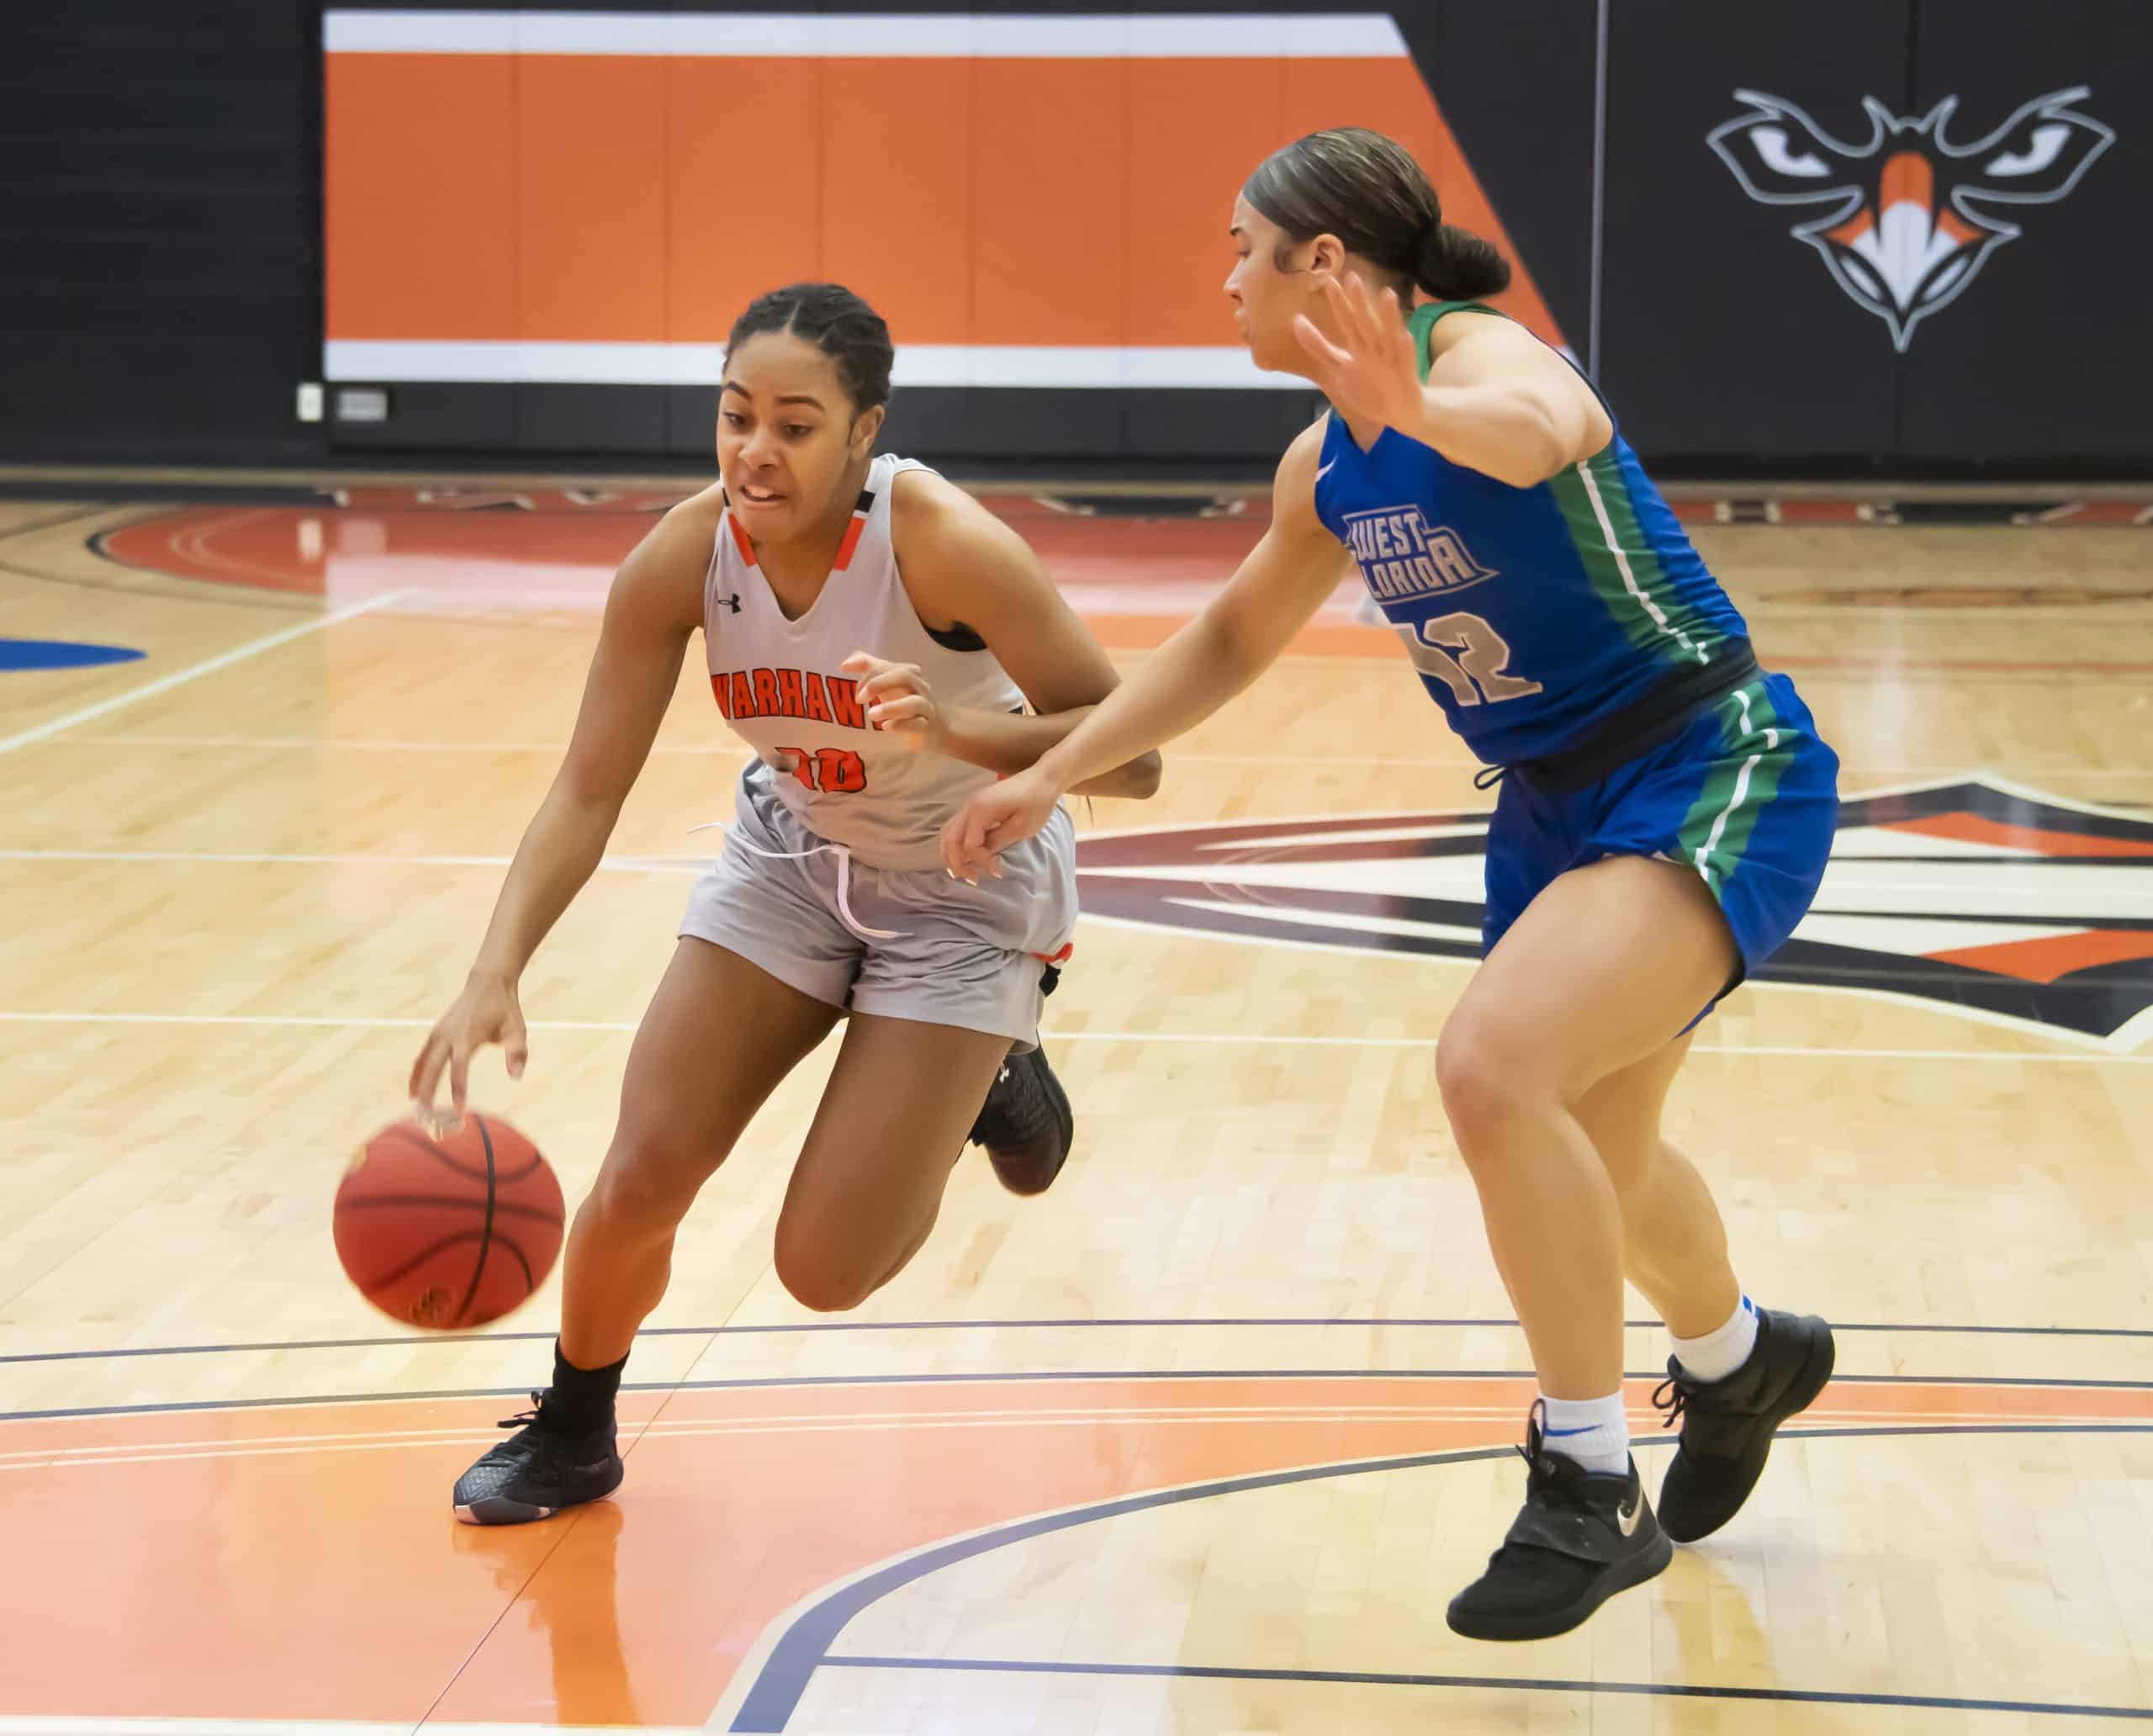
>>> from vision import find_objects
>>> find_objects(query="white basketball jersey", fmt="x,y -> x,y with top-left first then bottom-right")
704,453 -> 1031,870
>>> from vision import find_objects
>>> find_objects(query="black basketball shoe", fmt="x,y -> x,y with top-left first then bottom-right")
452,1392 -> 624,1525
1446,1402 -> 1673,1642
967,1041 -> 1075,1196
1652,1308 -> 1835,1543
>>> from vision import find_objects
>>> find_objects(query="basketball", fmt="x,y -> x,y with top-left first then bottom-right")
334,1114 -> 565,1329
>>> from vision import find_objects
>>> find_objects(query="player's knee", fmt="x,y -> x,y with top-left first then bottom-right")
772,1232 -> 882,1315
585,1133 -> 705,1238
1435,1019 -> 1546,1152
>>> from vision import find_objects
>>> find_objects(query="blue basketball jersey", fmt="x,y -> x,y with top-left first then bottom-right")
1312,302 -> 1752,766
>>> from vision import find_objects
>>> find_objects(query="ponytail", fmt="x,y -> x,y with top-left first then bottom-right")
1415,222 -> 1510,300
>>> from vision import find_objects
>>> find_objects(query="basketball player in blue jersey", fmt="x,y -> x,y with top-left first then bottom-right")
947,129 -> 1841,1640
410,283 -> 1161,1523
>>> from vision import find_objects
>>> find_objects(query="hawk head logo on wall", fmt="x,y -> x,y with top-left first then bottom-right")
1707,87 -> 2113,350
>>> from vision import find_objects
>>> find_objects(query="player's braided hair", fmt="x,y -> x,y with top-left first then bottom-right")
725,283 -> 895,411
1243,127 -> 1510,302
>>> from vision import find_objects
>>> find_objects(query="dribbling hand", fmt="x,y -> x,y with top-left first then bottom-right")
409,971 -> 528,1121
1293,272 -> 1426,442
942,766 -> 1059,884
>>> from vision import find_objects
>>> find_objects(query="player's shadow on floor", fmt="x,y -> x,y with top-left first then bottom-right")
1659,1542 -> 1775,1686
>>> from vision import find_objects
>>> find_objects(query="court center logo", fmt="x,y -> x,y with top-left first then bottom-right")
1073,777 -> 2153,1051
1707,87 -> 2113,350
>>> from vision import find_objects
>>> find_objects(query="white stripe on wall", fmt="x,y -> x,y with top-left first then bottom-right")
322,340 -> 1309,389
322,11 -> 1409,59
325,9 -> 511,52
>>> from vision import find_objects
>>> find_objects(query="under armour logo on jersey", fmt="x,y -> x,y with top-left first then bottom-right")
1709,86 -> 2113,351
1340,506 -> 1497,603
714,593 -> 742,614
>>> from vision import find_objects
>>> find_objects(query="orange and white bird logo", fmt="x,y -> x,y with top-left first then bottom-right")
1708,87 -> 2113,350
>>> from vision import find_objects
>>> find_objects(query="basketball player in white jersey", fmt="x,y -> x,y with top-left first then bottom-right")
410,283 -> 1161,1523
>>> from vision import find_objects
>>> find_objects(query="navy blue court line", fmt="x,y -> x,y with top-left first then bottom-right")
815,1655 -> 2153,1723
727,1444 -> 1509,1730
731,1424 -> 2153,1733
0,638 -> 147,670
7,1367 -> 2150,1426
6,1315 -> 2151,1366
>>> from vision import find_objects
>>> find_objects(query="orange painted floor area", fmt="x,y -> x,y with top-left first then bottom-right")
3,1373 -> 2141,1725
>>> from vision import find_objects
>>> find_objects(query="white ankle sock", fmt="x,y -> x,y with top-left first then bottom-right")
1538,1392 -> 1630,1475
1671,1294 -> 1759,1384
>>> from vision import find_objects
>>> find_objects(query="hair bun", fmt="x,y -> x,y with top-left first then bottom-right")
1417,224 -> 1511,300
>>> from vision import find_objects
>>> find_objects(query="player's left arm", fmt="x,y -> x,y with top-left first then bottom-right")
1417,312 -> 1613,488
865,471 -> 1163,799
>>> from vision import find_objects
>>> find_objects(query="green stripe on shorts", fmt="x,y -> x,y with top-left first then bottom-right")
1676,680 -> 1792,892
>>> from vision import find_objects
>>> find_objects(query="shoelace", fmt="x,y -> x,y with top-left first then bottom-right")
1516,1395 -> 1549,1472
497,1390 -> 546,1430
1651,1374 -> 1694,1430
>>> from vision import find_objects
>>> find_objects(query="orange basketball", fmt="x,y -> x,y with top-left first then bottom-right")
335,1113 -> 565,1329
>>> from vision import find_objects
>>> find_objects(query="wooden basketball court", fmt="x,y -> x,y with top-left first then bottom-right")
2,477 -> 2150,1733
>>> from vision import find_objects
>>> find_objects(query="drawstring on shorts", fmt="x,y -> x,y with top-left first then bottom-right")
689,820 -> 902,941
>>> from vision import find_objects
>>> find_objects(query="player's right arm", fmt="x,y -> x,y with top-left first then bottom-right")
940,421 -> 1346,880
410,496 -> 712,1114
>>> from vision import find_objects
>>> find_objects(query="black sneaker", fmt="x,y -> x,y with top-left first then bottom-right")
1446,1402 -> 1673,1642
452,1392 -> 624,1525
1652,1308 -> 1834,1543
967,1042 -> 1074,1196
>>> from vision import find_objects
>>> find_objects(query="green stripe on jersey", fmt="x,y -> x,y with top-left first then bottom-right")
1562,447 -> 1711,665
1549,463 -> 1669,659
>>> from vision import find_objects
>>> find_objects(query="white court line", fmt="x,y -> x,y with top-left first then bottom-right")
7,846 -> 2146,916
8,1405 -> 2117,1473
0,849 -> 704,874
43,733 -> 762,757
0,1723 -> 696,1736
0,1009 -> 2144,1064
25,733 -> 2153,781
2,1409 -> 1521,1472
0,1405 -> 1502,1465
0,1723 -> 417,1736
0,590 -> 415,757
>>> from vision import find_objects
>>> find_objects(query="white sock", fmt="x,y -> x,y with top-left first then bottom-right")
1671,1294 -> 1759,1384
1538,1392 -> 1630,1476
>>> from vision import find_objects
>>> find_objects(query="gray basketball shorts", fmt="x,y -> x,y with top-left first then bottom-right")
678,765 -> 1078,1049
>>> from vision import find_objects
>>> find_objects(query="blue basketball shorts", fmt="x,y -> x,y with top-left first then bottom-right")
1481,671 -> 1840,1009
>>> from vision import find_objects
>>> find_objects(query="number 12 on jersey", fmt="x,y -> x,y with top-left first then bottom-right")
1392,611 -> 1543,707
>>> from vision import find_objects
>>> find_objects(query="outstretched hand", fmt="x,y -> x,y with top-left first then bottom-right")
1293,272 -> 1426,442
